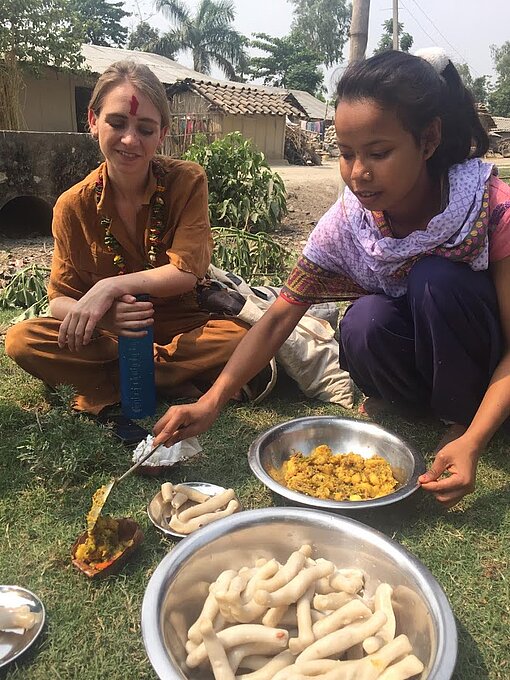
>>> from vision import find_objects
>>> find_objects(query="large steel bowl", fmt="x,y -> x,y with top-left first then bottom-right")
142,507 -> 457,679
248,416 -> 426,512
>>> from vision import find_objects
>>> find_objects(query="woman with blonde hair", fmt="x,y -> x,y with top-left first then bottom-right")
6,60 -> 251,437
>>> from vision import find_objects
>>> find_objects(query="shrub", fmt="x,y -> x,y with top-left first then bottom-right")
212,227 -> 291,285
183,132 -> 287,232
0,264 -> 49,317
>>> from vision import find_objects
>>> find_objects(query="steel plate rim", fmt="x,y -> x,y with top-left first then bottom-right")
146,481 -> 228,538
0,585 -> 46,669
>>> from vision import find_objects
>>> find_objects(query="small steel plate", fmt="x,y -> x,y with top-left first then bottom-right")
147,481 -> 239,539
0,585 -> 45,669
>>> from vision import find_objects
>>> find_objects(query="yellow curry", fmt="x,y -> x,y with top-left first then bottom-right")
282,444 -> 398,501
75,486 -> 132,567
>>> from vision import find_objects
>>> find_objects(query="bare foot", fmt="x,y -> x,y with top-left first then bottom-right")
359,397 -> 388,417
358,397 -> 407,418
359,396 -> 434,421
163,382 -> 203,399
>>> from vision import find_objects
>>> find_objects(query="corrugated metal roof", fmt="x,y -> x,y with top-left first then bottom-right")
493,116 -> 510,133
171,80 -> 304,116
80,44 -> 306,117
81,44 -> 208,83
290,90 -> 334,121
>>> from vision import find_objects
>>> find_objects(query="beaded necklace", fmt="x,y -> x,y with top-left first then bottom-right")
94,160 -> 166,274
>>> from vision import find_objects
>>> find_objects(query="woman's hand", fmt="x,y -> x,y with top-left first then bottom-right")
152,397 -> 220,448
99,295 -> 154,336
57,279 -> 121,351
419,432 -> 481,508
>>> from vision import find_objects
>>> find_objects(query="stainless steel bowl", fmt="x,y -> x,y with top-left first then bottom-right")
142,507 -> 457,680
147,482 -> 229,539
248,416 -> 426,512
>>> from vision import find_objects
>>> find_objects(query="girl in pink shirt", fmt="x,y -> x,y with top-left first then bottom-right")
153,49 -> 510,509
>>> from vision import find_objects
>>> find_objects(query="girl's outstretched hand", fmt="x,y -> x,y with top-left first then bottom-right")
418,432 -> 480,508
152,398 -> 220,448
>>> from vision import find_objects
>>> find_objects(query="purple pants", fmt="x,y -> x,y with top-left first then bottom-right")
339,256 -> 503,425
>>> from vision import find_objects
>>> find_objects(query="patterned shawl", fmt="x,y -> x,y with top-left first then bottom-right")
285,159 -> 494,302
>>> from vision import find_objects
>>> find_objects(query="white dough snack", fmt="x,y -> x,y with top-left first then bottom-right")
174,545 -> 425,679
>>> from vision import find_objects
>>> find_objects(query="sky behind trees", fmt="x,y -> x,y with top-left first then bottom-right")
125,0 -> 510,91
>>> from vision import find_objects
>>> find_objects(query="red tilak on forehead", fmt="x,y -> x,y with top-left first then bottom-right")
129,94 -> 139,115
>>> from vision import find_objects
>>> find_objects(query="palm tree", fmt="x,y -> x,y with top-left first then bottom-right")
154,0 -> 248,80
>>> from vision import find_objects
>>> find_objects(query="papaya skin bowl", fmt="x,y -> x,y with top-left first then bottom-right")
71,517 -> 143,578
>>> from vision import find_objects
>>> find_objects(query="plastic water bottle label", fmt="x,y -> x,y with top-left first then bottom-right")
118,295 -> 156,419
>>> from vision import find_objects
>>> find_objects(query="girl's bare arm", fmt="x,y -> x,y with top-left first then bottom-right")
153,297 -> 310,446
463,256 -> 510,442
420,256 -> 510,506
55,264 -> 196,350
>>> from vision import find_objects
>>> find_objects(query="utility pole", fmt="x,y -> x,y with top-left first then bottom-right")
340,0 -> 371,195
349,0 -> 371,63
392,0 -> 399,50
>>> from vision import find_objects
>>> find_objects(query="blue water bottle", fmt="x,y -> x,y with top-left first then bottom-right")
118,294 -> 156,419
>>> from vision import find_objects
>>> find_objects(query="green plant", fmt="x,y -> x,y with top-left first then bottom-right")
496,165 -> 510,185
0,0 -> 85,130
183,132 -> 287,232
154,0 -> 249,79
0,264 -> 49,318
249,32 -> 325,95
212,227 -> 291,284
15,385 -> 125,486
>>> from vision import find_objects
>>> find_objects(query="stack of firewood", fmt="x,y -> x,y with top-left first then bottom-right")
285,125 -> 322,166
323,125 -> 339,156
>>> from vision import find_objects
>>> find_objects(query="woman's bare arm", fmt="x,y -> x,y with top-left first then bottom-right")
56,264 -> 196,350
461,257 -> 510,442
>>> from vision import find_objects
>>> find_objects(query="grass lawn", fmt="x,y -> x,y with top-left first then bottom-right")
496,164 -> 510,184
0,306 -> 508,680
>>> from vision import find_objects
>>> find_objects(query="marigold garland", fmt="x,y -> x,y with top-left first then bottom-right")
95,161 -> 166,274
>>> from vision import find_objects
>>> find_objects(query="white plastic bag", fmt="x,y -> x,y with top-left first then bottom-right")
132,435 -> 202,467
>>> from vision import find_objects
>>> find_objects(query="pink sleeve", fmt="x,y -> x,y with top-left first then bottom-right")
488,176 -> 510,262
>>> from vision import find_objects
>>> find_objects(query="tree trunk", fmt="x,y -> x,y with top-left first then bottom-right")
0,52 -> 26,130
392,0 -> 399,50
338,0 -> 371,195
349,0 -> 371,63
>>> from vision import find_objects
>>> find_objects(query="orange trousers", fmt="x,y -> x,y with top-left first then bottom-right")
5,316 -> 249,414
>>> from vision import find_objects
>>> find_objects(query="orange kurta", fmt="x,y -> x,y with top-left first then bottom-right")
5,157 -> 248,413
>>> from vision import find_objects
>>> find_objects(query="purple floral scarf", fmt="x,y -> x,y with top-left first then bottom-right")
302,158 -> 494,297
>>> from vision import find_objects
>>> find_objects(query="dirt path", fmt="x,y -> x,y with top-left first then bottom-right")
271,159 -> 341,253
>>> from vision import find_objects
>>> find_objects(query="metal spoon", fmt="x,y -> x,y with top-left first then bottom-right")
87,443 -> 165,533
